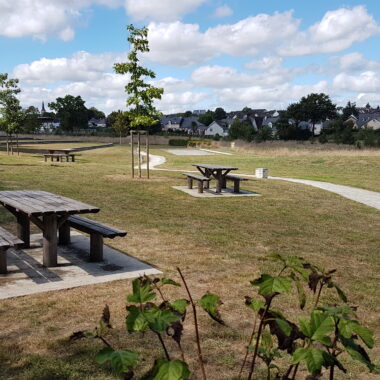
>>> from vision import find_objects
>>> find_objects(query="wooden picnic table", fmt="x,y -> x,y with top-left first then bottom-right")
192,164 -> 238,193
47,148 -> 77,162
0,190 -> 99,267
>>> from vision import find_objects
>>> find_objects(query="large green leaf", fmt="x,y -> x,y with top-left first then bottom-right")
290,273 -> 306,309
199,293 -> 225,325
245,297 -> 265,312
127,278 -> 156,304
299,311 -> 334,346
275,318 -> 292,337
351,322 -> 374,348
144,308 -> 180,333
292,347 -> 326,373
126,305 -> 149,332
153,360 -> 190,380
340,336 -> 375,371
143,359 -> 191,380
251,274 -> 292,295
170,299 -> 189,315
161,278 -> 181,287
96,347 -> 139,374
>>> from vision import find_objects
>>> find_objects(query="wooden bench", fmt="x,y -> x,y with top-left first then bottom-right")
0,227 -> 23,274
62,215 -> 127,262
183,173 -> 211,193
44,153 -> 77,162
225,175 -> 249,193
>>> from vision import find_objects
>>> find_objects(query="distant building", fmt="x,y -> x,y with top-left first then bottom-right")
88,118 -> 107,128
205,120 -> 229,137
38,101 -> 60,133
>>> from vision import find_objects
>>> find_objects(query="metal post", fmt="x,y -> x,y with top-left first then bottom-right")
138,132 -> 141,178
146,131 -> 150,179
130,130 -> 134,178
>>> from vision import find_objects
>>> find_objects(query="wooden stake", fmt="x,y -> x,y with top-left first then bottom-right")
130,131 -> 134,178
138,132 -> 141,178
146,131 -> 150,179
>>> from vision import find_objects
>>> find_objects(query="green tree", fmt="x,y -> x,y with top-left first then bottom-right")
111,110 -> 130,144
48,95 -> 88,131
286,93 -> 336,136
214,107 -> 227,120
22,106 -> 41,133
341,101 -> 358,120
198,111 -> 214,126
228,119 -> 254,141
0,73 -> 24,153
114,25 -> 163,130
87,106 -> 105,120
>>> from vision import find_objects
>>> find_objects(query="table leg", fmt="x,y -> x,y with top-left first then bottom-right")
59,221 -> 71,245
43,214 -> 58,267
215,172 -> 222,193
17,213 -> 30,248
0,248 -> 7,274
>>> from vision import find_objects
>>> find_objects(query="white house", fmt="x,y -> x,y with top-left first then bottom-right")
204,120 -> 228,137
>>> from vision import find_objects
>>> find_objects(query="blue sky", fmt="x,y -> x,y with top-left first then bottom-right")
1,0 -> 380,115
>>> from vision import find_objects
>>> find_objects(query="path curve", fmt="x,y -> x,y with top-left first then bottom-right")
140,152 -> 380,211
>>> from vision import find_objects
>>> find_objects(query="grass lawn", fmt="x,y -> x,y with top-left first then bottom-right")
0,144 -> 379,379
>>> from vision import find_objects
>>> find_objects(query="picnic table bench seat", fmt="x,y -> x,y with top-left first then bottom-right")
225,175 -> 249,193
183,173 -> 211,193
0,226 -> 23,274
43,153 -> 77,162
65,215 -> 127,262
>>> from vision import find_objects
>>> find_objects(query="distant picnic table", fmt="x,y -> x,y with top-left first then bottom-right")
45,148 -> 77,162
192,163 -> 239,193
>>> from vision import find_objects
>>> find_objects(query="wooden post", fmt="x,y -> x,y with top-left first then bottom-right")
197,181 -> 204,193
130,131 -> 134,178
58,221 -> 71,245
0,248 -> 7,274
138,132 -> 141,178
17,213 -> 30,248
216,172 -> 222,193
146,131 -> 150,179
90,234 -> 103,261
187,177 -> 193,189
42,214 -> 58,267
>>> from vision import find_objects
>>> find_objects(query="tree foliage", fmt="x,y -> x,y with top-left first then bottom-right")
48,95 -> 88,131
214,107 -> 227,120
286,93 -> 337,135
0,73 -> 23,137
114,25 -> 163,129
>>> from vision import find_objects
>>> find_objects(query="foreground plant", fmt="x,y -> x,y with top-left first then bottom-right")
71,255 -> 377,379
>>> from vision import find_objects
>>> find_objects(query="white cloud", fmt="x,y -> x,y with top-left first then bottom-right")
333,52 -> 380,73
216,81 -> 331,110
214,5 -> 233,18
245,56 -> 283,71
0,0 -> 125,41
146,11 -> 300,66
280,6 -> 380,56
147,22 -> 215,66
13,51 -> 128,84
124,0 -> 206,21
192,64 -> 299,89
333,71 -> 380,93
205,11 -> 299,57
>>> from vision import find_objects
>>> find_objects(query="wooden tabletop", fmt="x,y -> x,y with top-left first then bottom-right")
0,190 -> 99,216
192,164 -> 238,170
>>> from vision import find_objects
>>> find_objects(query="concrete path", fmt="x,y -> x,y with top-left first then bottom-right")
142,151 -> 380,211
0,232 -> 161,299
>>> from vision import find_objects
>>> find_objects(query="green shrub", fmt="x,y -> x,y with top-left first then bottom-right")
168,139 -> 187,146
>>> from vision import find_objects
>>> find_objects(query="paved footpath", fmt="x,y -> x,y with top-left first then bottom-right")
270,177 -> 380,210
141,152 -> 380,211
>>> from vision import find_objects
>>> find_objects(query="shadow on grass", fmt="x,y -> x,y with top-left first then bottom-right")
0,340 -> 115,380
